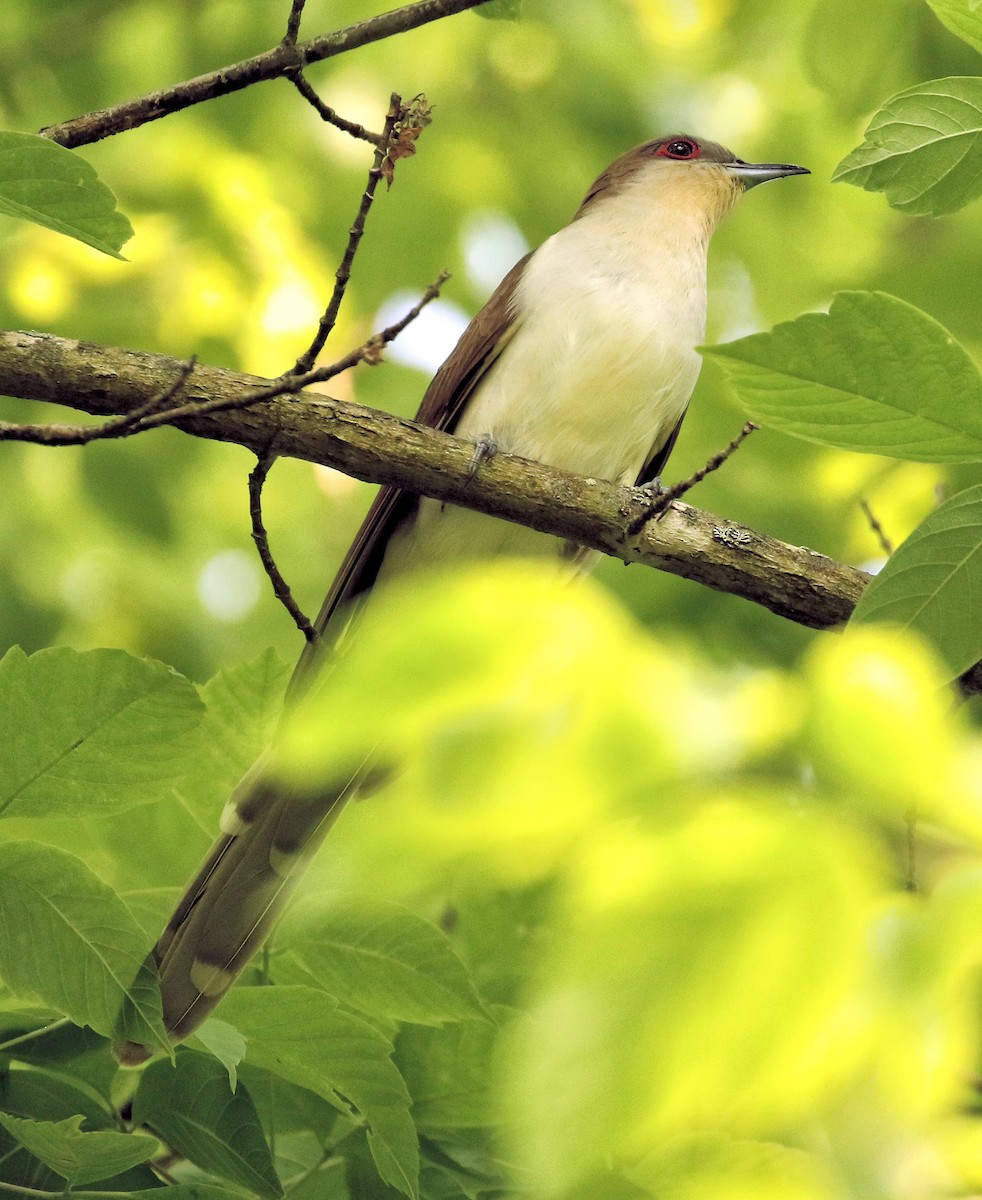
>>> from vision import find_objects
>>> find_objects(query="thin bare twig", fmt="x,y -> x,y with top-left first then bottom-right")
250,91 -> 405,638
0,276 -> 448,449
858,497 -> 894,557
0,359 -> 196,445
284,0 -> 307,44
39,0 -> 494,149
289,93 -> 402,375
291,72 -> 386,146
122,271 -> 451,434
627,421 -> 759,535
249,449 -> 317,641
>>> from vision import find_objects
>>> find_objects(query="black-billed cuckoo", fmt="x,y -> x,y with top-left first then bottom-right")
118,135 -> 807,1061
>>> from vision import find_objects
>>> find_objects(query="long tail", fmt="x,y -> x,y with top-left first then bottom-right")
115,759 -> 362,1064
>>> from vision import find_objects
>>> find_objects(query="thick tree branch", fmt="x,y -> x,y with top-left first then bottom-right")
0,328 -> 871,627
39,0 -> 493,149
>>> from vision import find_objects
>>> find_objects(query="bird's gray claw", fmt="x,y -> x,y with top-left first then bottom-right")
467,433 -> 499,480
637,477 -> 665,499
627,480 -> 674,535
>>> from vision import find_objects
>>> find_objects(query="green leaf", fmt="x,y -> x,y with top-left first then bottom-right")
850,485 -> 982,677
133,1049 -> 282,1199
0,646 -> 204,820
704,292 -> 982,461
0,131 -> 133,257
185,648 -> 290,812
925,0 -> 982,53
832,77 -> 982,215
273,899 -> 487,1027
217,986 -> 419,1199
61,650 -> 289,900
396,1018 -> 500,1131
0,841 -> 168,1051
193,1016 -> 248,1091
0,1113 -> 157,1187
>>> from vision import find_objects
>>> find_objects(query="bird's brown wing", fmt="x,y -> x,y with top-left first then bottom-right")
291,252 -> 531,691
634,407 -> 687,489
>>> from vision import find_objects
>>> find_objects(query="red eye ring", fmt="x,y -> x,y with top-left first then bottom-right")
658,138 -> 700,160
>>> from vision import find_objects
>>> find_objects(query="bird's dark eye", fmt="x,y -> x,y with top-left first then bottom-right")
659,139 -> 700,160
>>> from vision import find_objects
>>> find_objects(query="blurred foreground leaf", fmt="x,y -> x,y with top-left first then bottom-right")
503,803 -> 879,1191
833,77 -> 982,214
0,131 -> 133,257
803,625 -> 982,844
705,292 -> 982,461
275,565 -> 775,894
925,0 -> 982,54
850,485 -> 982,677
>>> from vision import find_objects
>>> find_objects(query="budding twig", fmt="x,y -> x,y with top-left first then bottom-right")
289,92 -> 403,377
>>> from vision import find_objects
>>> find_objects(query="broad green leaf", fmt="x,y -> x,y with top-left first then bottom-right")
273,899 -> 486,1026
194,1017 -> 248,1091
0,1065 -> 113,1129
833,77 -> 982,214
0,1113 -> 157,1187
0,841 -> 167,1051
0,1020 -> 119,1101
0,1068 -> 160,1191
503,804 -> 878,1190
185,648 -> 290,813
39,650 -> 290,900
0,646 -> 203,820
217,986 -> 419,1199
395,1017 -> 500,1131
133,1049 -> 282,1199
704,292 -> 982,461
925,0 -> 982,53
850,485 -> 982,677
0,131 -> 133,257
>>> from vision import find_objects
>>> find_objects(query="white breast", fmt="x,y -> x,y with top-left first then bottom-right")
393,180 -> 714,569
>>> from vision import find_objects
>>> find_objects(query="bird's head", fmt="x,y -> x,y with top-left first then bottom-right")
577,134 -> 809,236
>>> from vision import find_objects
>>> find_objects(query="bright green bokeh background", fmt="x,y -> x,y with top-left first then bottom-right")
3,6 -> 982,1194
1,0 -> 980,686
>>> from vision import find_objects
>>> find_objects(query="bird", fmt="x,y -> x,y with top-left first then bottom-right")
116,134 -> 808,1062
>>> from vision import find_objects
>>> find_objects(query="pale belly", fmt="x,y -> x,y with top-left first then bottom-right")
388,310 -> 701,570
384,218 -> 708,576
